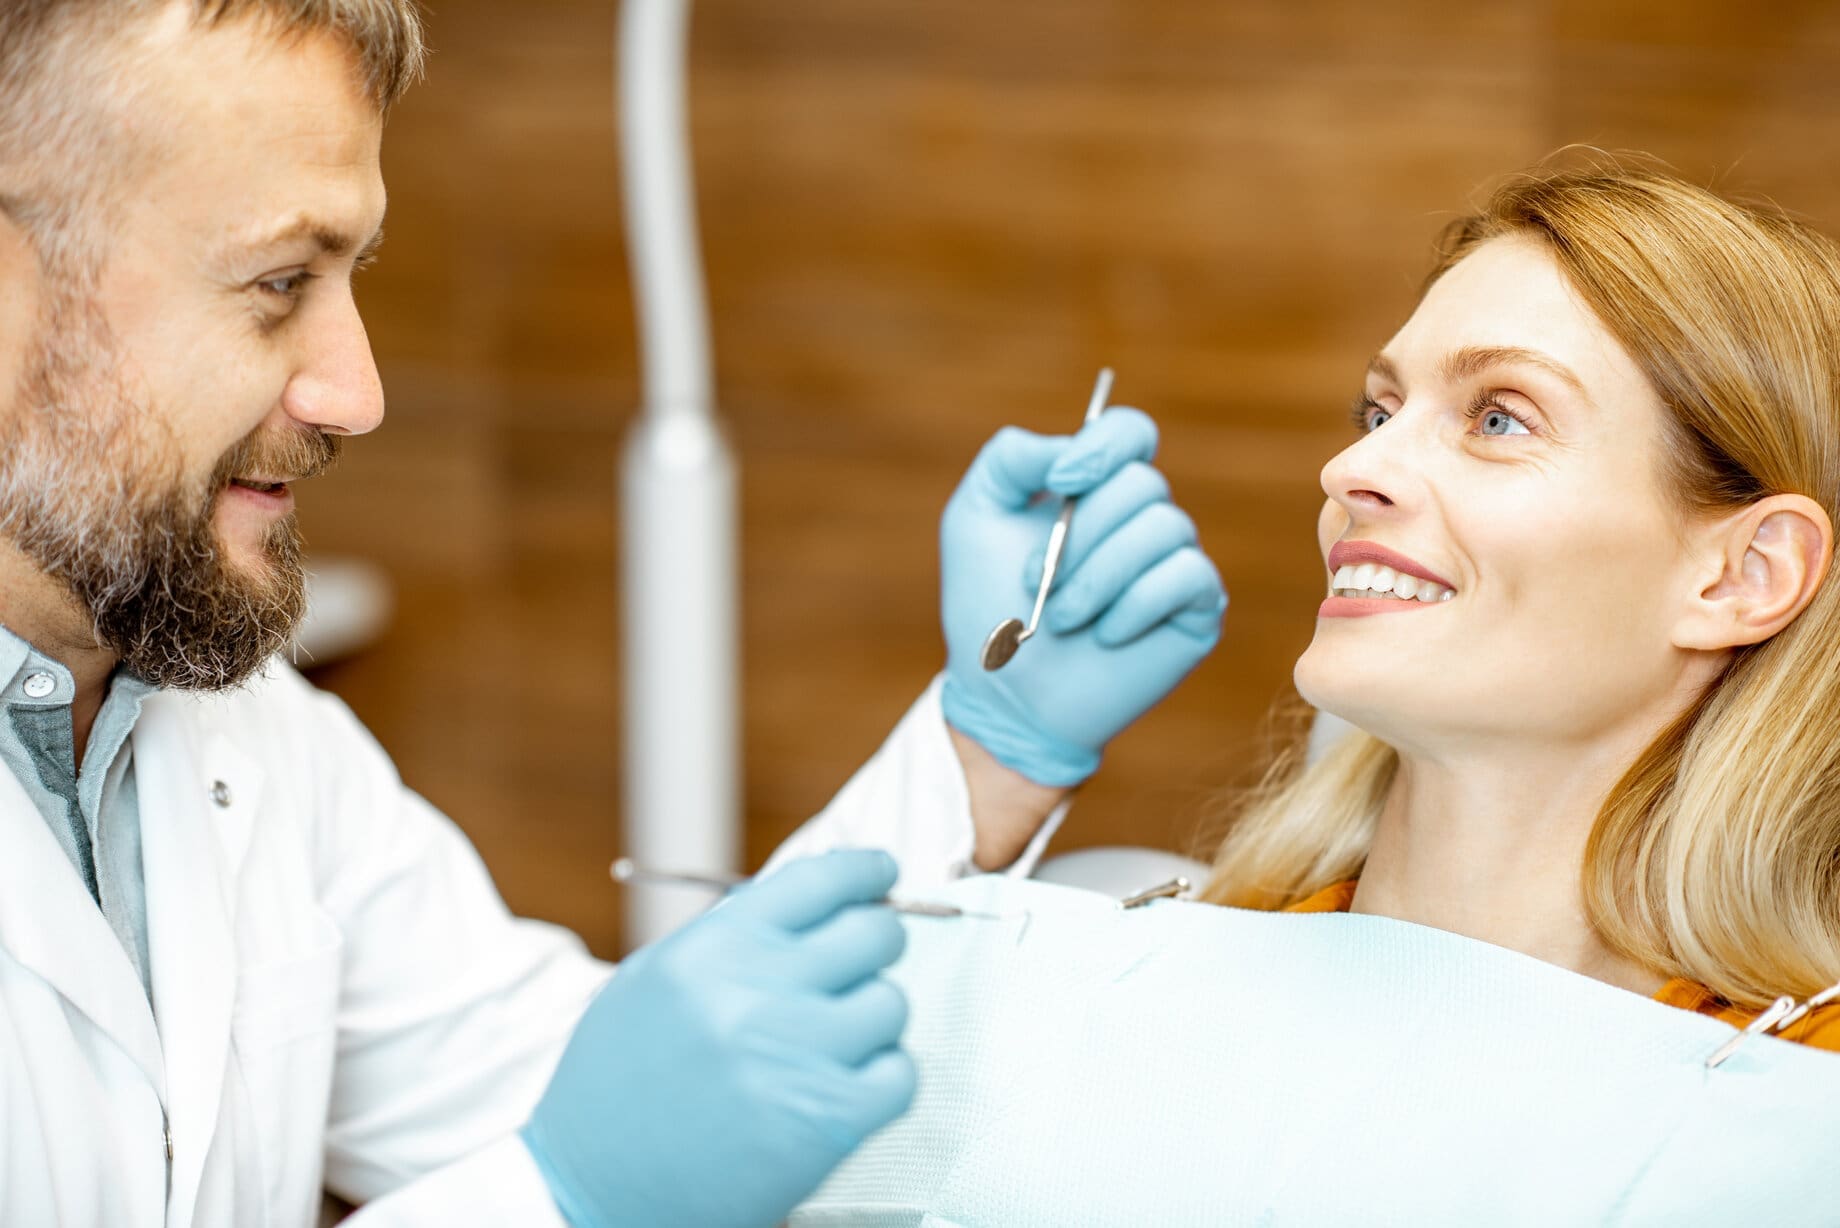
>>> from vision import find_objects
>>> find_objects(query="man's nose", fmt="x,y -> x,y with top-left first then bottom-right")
280,288 -> 385,437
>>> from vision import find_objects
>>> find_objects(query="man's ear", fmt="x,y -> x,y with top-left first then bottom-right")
1674,494 -> 1834,651
0,202 -> 43,406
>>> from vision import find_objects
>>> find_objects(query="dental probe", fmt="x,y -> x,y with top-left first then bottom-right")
981,367 -> 1115,671
609,858 -> 1011,920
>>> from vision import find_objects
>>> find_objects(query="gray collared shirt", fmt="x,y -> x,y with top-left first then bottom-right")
0,624 -> 154,997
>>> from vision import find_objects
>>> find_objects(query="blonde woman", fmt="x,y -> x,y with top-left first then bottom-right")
785,161 -> 1840,1225
782,161 -> 1840,1224
1180,163 -> 1840,1048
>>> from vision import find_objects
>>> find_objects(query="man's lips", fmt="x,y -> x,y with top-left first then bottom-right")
223,476 -> 298,513
1326,540 -> 1456,591
229,476 -> 295,493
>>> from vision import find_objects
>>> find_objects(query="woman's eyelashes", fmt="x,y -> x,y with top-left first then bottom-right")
1350,393 -> 1389,432
1348,388 -> 1536,437
1461,388 -> 1534,436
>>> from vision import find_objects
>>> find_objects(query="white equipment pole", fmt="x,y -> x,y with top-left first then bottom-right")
617,0 -> 740,948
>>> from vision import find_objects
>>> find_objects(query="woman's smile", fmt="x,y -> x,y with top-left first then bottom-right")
1320,539 -> 1458,616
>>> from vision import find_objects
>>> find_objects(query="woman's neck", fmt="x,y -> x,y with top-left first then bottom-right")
1348,742 -> 1668,997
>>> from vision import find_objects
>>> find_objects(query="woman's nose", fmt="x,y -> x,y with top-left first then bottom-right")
1319,415 -> 1423,518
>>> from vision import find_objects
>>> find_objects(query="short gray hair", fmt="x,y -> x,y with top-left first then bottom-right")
0,0 -> 425,256
0,0 -> 425,111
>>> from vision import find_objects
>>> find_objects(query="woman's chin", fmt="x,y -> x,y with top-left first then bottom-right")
1294,654 -> 1410,742
1292,644 -> 1349,714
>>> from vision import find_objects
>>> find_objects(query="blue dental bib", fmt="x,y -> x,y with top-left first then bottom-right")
793,877 -> 1840,1227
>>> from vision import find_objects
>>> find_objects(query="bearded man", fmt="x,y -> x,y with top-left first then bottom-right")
0,2 -> 1224,1225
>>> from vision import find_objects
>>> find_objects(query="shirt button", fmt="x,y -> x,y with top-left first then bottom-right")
21,672 -> 54,699
210,780 -> 232,808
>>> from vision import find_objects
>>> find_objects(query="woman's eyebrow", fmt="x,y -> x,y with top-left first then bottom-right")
1439,345 -> 1594,405
1365,346 -> 1597,409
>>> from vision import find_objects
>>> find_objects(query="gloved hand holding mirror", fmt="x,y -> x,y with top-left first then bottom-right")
940,375 -> 1227,791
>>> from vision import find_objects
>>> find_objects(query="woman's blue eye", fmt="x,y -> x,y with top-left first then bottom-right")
1349,395 -> 1391,433
1478,407 -> 1530,436
1462,390 -> 1533,437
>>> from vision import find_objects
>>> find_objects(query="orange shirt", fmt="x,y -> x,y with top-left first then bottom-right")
1286,881 -> 1840,1053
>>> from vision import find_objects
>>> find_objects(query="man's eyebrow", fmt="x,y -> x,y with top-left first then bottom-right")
222,214 -> 386,263
354,226 -> 386,264
1366,346 -> 1593,405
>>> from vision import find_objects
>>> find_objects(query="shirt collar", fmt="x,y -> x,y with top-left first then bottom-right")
0,626 -> 30,698
0,623 -> 152,709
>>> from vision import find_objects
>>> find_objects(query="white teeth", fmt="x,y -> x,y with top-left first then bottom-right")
1328,560 -> 1456,603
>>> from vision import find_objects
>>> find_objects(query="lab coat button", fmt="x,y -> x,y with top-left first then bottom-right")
210,780 -> 232,808
21,672 -> 54,699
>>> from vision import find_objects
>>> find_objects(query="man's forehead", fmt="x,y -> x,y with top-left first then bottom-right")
119,13 -> 387,256
129,2 -> 378,123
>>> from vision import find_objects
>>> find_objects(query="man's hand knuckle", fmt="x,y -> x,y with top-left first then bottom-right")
990,426 -> 1028,454
1142,502 -> 1188,539
1123,462 -> 1170,502
874,980 -> 911,1032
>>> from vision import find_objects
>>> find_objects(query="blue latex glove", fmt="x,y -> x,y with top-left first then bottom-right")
940,408 -> 1226,785
521,850 -> 916,1228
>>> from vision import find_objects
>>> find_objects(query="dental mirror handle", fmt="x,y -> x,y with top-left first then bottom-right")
978,367 -> 1118,672
1080,367 -> 1115,429
1024,506 -> 1074,636
610,858 -> 1000,920
1022,367 -> 1114,635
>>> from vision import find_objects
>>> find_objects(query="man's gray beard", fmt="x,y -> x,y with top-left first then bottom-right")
0,288 -> 332,691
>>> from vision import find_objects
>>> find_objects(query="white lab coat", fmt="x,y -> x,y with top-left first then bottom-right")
0,666 -> 1058,1227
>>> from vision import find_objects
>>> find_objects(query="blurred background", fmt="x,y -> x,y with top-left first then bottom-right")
294,0 -> 1840,958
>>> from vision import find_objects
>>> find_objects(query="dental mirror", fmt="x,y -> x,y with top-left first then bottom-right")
981,367 -> 1114,672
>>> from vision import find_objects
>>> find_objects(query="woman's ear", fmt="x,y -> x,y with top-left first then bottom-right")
1674,494 -> 1834,651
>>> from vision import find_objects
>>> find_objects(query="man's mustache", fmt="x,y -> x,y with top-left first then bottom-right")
209,425 -> 342,491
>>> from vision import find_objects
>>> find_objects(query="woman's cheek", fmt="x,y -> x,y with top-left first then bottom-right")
1317,499 -> 1347,560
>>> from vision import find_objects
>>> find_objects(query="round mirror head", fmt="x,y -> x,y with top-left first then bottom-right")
981,618 -> 1026,670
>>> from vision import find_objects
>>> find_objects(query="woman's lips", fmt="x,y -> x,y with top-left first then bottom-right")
1318,594 -> 1441,618
1320,540 -> 1457,619
1326,540 -> 1456,591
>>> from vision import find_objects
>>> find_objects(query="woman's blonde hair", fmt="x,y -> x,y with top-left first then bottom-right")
1198,160 -> 1840,1008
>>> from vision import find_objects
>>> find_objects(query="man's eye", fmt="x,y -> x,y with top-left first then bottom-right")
258,271 -> 315,299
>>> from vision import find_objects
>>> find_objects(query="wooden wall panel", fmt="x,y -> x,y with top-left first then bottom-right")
295,0 -> 1840,956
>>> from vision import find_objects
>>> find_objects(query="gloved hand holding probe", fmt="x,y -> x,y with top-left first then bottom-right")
941,402 -> 1226,787
521,850 -> 915,1228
